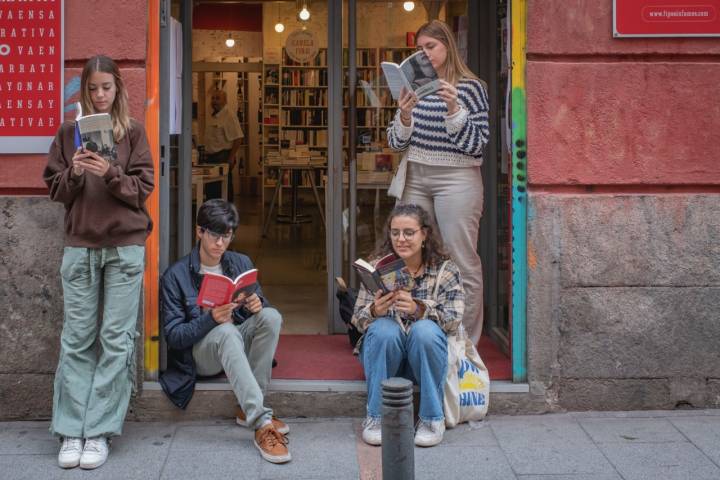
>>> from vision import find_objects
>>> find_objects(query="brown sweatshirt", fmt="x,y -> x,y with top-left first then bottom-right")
43,119 -> 155,247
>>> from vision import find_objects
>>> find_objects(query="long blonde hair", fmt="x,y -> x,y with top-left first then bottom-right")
80,55 -> 131,142
416,20 -> 478,86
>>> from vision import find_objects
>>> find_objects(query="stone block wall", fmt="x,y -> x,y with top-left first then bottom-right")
524,0 -> 720,410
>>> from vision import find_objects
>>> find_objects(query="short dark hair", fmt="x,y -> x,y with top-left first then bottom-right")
373,203 -> 448,266
196,199 -> 239,234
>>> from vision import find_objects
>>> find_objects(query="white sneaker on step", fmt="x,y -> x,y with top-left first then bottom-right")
414,419 -> 445,447
58,436 -> 83,468
79,436 -> 109,470
361,416 -> 382,446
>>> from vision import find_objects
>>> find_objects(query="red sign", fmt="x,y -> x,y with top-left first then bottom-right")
614,0 -> 720,37
0,1 -> 64,153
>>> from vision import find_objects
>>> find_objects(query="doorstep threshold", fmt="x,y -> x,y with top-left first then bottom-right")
143,379 -> 529,394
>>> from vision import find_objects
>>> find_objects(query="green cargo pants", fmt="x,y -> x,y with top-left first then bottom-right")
51,246 -> 145,438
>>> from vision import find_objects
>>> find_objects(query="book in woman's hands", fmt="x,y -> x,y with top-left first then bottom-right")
197,269 -> 259,308
381,51 -> 440,101
352,253 -> 414,295
74,102 -> 117,161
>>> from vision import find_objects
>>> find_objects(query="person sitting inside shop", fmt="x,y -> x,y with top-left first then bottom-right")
159,199 -> 291,464
203,88 -> 244,201
352,203 -> 465,448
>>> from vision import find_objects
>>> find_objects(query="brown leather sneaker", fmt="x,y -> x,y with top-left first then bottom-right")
254,424 -> 291,464
236,406 -> 289,434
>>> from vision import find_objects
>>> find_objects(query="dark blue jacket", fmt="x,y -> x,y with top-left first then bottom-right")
159,245 -> 268,409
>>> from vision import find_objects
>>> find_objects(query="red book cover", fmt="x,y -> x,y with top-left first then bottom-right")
197,269 -> 259,308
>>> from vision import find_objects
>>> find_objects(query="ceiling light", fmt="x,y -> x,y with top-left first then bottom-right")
403,1 -> 415,11
299,6 -> 310,21
275,22 -> 285,33
225,36 -> 235,48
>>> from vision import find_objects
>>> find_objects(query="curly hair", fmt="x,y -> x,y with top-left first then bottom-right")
373,204 -> 448,267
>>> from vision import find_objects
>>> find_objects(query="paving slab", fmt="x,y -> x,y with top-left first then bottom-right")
517,475 -> 623,480
258,419 -> 358,479
415,445 -> 517,480
440,420 -> 498,447
490,415 -> 615,475
599,441 -> 720,480
160,447 -> 262,480
668,415 -> 720,465
579,417 -> 686,444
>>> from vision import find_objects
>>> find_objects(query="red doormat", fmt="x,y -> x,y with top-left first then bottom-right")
272,334 -> 511,381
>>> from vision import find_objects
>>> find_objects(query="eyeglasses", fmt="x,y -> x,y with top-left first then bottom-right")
200,227 -> 234,243
390,228 -> 422,240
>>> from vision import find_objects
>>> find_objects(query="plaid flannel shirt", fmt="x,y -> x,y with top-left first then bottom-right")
351,258 -> 465,349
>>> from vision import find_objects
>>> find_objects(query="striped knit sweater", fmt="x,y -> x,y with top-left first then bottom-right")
386,78 -> 490,168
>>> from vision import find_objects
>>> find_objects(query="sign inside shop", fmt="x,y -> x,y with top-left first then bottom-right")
285,30 -> 318,64
0,1 -> 64,153
614,0 -> 720,37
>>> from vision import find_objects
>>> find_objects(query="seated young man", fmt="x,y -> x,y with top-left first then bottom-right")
159,199 -> 291,464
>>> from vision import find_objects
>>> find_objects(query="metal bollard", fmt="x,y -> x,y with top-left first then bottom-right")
381,377 -> 415,480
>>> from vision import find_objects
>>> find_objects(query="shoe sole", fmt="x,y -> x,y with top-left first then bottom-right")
58,458 -> 80,469
361,434 -> 381,446
237,416 -> 290,435
414,438 -> 443,447
253,440 -> 292,464
79,457 -> 107,470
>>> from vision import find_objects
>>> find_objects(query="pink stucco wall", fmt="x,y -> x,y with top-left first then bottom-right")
526,0 -> 720,186
1,0 -> 148,192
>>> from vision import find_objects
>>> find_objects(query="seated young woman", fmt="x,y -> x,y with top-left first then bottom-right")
351,203 -> 465,448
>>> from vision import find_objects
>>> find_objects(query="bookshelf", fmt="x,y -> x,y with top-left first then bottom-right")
260,46 -> 416,210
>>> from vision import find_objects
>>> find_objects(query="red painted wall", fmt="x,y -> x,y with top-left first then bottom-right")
526,0 -> 720,187
1,0 -> 148,193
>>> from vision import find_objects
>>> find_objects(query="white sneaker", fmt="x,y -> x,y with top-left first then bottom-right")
361,416 -> 382,446
58,437 -> 83,468
414,419 -> 445,447
79,436 -> 109,470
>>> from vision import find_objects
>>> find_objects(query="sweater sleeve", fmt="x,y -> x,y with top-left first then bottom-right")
444,80 -> 490,158
102,124 -> 155,209
386,109 -> 414,151
43,124 -> 86,205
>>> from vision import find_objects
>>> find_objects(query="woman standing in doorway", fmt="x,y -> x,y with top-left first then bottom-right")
387,19 -> 489,345
43,55 -> 154,470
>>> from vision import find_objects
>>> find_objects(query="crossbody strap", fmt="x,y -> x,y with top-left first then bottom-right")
433,260 -> 449,300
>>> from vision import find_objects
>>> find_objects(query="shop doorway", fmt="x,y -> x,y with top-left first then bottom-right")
159,0 -> 512,382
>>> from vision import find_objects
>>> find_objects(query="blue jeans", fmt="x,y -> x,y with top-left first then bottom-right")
360,317 -> 447,421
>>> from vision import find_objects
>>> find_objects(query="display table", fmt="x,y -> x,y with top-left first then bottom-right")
191,163 -> 229,213
262,164 -> 326,237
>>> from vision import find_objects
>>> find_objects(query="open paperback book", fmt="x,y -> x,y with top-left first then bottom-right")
74,102 -> 117,161
352,253 -> 414,295
197,268 -> 259,308
381,51 -> 440,101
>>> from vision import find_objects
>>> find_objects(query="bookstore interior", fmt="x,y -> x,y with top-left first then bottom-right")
167,0 -> 512,376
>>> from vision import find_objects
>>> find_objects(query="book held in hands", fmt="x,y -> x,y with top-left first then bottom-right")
352,253 -> 414,295
74,102 -> 117,161
381,51 -> 440,101
197,269 -> 259,308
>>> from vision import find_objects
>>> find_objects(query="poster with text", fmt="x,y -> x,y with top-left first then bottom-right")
0,1 -> 64,153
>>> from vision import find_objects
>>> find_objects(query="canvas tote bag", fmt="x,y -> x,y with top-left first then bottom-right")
387,152 -> 408,199
434,261 -> 491,428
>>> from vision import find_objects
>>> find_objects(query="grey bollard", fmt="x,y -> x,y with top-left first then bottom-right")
381,377 -> 415,480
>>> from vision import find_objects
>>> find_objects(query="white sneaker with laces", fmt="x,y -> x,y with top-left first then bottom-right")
361,416 -> 382,446
58,437 -> 83,468
414,419 -> 445,447
79,436 -> 109,470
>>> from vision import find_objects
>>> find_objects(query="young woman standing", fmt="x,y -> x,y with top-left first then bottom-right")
43,55 -> 154,470
387,20 -> 489,345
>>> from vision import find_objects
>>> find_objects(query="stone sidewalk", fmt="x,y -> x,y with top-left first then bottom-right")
1,409 -> 719,479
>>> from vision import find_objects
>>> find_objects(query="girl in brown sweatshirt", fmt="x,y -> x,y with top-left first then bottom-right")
43,55 -> 154,471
